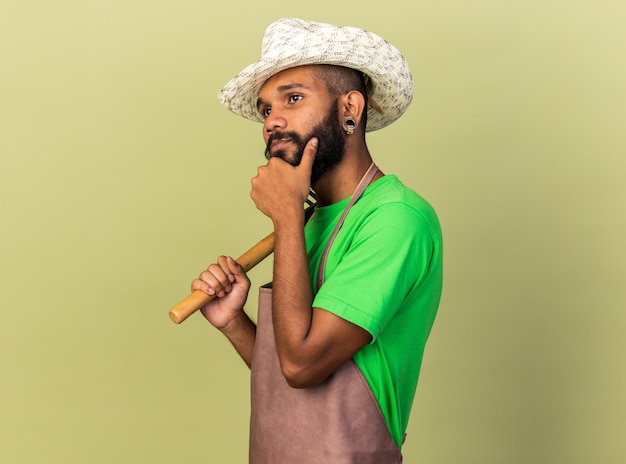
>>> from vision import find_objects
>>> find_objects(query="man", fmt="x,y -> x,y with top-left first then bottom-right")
192,18 -> 443,463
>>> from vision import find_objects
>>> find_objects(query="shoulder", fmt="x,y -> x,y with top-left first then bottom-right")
355,175 -> 442,242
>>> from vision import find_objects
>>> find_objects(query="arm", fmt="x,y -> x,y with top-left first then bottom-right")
192,255 -> 256,368
272,219 -> 372,387
250,139 -> 371,388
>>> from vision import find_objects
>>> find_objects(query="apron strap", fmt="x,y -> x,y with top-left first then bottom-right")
316,162 -> 379,290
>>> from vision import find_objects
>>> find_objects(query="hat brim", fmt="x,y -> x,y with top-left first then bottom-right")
217,23 -> 413,132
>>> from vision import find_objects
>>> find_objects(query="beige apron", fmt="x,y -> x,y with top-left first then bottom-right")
249,164 -> 403,464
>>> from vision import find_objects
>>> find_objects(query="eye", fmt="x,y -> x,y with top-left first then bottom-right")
288,94 -> 303,104
261,106 -> 271,118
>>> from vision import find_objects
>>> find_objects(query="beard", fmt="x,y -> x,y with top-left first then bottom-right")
264,102 -> 346,185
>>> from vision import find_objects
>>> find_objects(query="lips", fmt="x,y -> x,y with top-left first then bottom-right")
270,138 -> 291,154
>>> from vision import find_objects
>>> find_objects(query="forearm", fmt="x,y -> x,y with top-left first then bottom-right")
271,217 -> 316,373
270,213 -> 372,388
220,310 -> 257,368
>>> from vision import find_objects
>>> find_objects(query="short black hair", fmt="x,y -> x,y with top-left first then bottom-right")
312,65 -> 369,130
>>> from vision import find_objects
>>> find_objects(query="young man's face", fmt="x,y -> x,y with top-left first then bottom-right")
257,66 -> 346,185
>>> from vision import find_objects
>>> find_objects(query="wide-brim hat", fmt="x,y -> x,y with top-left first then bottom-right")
217,18 -> 413,132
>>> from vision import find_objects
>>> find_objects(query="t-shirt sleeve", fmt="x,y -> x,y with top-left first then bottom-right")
311,201 -> 435,340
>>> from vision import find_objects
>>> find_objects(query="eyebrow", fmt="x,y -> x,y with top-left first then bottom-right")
256,83 -> 312,111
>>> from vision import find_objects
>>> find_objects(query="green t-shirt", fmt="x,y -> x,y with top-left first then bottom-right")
305,174 -> 443,448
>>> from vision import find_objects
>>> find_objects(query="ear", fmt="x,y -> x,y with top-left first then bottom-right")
339,90 -> 366,126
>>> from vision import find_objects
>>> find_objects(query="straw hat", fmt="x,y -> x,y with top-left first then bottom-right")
217,18 -> 413,132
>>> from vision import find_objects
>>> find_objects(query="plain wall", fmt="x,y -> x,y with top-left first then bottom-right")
1,1 -> 625,462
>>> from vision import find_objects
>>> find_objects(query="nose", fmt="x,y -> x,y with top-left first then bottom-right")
263,111 -> 287,139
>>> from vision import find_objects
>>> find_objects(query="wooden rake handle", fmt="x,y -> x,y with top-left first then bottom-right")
168,232 -> 275,324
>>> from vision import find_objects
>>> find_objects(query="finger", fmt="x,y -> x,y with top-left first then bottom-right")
197,262 -> 232,297
298,137 -> 318,174
217,255 -> 236,284
191,277 -> 216,296
206,265 -> 233,297
205,261 -> 230,285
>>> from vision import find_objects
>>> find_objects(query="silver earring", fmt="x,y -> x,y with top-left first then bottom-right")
343,118 -> 357,135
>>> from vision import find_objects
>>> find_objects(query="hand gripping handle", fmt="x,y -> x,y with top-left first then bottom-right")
168,232 -> 275,324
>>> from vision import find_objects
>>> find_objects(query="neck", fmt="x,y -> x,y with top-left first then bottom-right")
312,146 -> 383,206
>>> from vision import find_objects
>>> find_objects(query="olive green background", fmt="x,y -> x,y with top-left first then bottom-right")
1,1 -> 624,463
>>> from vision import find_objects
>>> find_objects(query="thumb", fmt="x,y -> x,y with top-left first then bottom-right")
227,256 -> 251,288
226,256 -> 244,276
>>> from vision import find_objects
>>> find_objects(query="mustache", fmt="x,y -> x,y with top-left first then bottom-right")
264,130 -> 306,162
